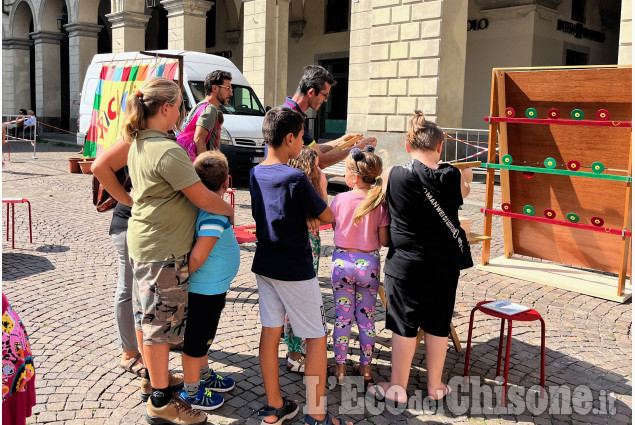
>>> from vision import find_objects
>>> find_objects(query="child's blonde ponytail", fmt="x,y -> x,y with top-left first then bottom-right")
352,178 -> 384,226
346,146 -> 385,226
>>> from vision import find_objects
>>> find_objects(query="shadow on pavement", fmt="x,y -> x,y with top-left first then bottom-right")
36,244 -> 70,253
196,335 -> 630,424
2,252 -> 55,280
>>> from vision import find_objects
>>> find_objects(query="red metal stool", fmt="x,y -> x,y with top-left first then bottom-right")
3,198 -> 32,249
463,300 -> 545,406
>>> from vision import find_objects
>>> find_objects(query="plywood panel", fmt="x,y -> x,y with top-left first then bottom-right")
497,68 -> 632,278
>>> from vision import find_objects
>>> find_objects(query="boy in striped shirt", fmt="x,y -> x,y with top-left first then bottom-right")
178,150 -> 240,410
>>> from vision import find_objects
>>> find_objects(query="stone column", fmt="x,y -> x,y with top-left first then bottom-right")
437,0 -> 468,128
2,38 -> 32,115
30,31 -> 64,126
243,0 -> 289,108
347,1 -> 372,133
618,0 -> 632,64
106,11 -> 151,53
65,23 -> 103,132
161,0 -> 213,51
347,0 -> 467,165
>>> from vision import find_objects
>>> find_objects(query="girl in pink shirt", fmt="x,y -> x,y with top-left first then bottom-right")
328,146 -> 389,385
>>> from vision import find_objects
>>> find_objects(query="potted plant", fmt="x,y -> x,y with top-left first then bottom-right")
78,157 -> 95,174
68,157 -> 82,173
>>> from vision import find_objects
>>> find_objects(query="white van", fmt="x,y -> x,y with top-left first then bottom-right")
77,50 -> 266,173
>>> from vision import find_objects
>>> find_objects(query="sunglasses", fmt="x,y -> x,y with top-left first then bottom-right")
217,84 -> 232,90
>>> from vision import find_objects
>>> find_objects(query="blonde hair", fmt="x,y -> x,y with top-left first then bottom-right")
121,78 -> 185,143
406,110 -> 444,151
194,150 -> 229,192
346,148 -> 384,226
287,146 -> 320,191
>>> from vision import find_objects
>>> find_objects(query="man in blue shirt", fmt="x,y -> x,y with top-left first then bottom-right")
281,65 -> 377,169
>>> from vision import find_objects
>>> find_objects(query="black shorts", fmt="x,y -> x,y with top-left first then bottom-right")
183,292 -> 226,358
384,269 -> 459,338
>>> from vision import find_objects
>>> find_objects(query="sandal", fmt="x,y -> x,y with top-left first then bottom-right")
326,364 -> 346,385
257,398 -> 299,425
119,353 -> 147,378
351,364 -> 373,386
286,355 -> 306,373
304,412 -> 352,425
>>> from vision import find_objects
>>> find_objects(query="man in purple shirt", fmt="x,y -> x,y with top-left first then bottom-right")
281,65 -> 377,169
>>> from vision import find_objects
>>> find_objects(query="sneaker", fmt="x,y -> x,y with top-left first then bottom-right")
145,396 -> 207,425
200,371 -> 235,393
141,371 -> 185,402
177,387 -> 224,411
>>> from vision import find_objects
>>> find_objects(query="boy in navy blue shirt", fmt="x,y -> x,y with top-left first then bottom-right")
251,108 -> 350,425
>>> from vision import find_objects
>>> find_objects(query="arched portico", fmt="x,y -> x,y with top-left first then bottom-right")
3,1 -> 36,115
30,0 -> 68,126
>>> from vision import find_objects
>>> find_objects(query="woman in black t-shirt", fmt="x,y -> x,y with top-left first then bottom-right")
92,141 -> 146,378
368,111 -> 472,404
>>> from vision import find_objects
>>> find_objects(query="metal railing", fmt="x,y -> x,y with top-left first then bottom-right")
441,127 -> 491,169
322,127 -> 492,177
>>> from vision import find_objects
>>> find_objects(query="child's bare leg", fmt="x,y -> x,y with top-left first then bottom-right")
144,343 -> 170,388
424,333 -> 450,400
304,336 -> 351,424
370,333 -> 415,403
304,335 -> 327,421
260,326 -> 284,424
182,353 -> 203,384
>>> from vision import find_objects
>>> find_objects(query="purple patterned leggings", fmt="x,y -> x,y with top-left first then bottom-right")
331,248 -> 380,366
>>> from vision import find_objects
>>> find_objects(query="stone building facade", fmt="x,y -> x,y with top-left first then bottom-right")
2,0 -> 632,137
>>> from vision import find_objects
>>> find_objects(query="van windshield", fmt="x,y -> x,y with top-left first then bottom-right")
189,81 -> 265,116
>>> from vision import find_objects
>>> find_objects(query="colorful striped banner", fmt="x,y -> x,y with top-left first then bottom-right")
83,61 -> 179,157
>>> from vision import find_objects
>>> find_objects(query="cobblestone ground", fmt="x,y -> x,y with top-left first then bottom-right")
2,140 -> 631,425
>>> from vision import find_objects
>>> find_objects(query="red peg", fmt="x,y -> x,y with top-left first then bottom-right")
567,160 -> 581,171
596,109 -> 609,121
591,216 -> 604,227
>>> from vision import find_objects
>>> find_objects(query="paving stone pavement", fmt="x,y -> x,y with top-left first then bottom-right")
2,140 -> 631,425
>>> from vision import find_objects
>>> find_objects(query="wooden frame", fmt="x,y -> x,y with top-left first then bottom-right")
481,66 -> 632,302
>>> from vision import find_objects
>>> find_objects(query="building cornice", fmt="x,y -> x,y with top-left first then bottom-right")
64,22 -> 104,38
476,0 -> 562,11
2,37 -> 33,50
29,31 -> 65,45
161,0 -> 213,19
105,11 -> 151,30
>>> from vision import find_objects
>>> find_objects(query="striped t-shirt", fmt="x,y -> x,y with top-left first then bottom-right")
189,210 -> 240,295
